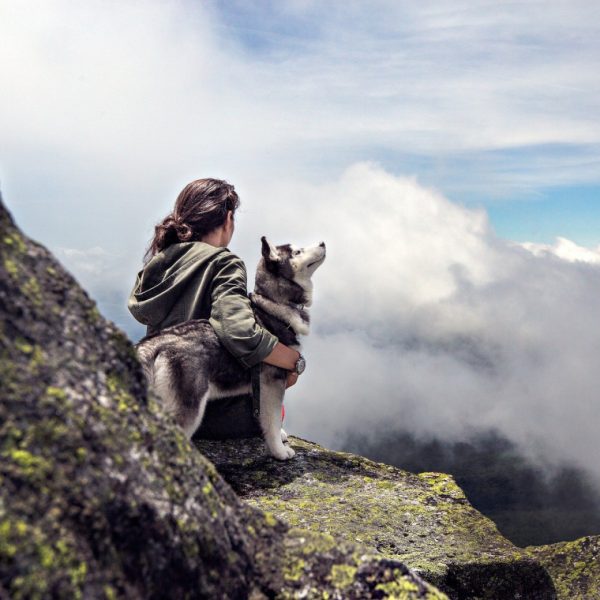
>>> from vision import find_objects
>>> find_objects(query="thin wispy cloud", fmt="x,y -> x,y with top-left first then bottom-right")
2,0 -> 600,207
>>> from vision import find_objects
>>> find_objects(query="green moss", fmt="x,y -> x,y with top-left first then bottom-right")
107,372 -> 136,412
0,519 -> 88,600
376,480 -> 396,490
0,520 -> 11,537
104,585 -> 117,600
15,521 -> 27,536
0,541 -> 17,558
3,257 -> 19,278
5,449 -> 51,478
22,276 -> 43,306
197,436 -> 537,596
3,231 -> 27,253
264,512 -> 278,528
38,544 -> 56,568
15,337 -> 34,354
283,557 -> 306,582
1,424 -> 23,447
70,560 -> 87,587
375,576 -> 419,595
525,535 -> 600,600
0,519 -> 17,558
29,345 -> 45,370
418,472 -> 466,501
13,340 -> 45,375
46,386 -> 67,400
330,564 -> 357,589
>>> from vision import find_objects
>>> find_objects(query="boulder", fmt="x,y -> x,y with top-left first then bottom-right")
196,436 -> 558,599
525,535 -> 600,600
0,195 -> 445,599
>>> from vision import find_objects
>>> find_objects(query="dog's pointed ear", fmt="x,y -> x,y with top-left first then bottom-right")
261,236 -> 280,263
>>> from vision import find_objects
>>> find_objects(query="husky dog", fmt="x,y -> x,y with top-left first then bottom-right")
135,237 -> 326,460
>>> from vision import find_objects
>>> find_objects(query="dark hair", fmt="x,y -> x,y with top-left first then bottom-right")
145,178 -> 240,262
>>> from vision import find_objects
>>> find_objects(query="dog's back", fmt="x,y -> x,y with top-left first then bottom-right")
136,319 -> 251,435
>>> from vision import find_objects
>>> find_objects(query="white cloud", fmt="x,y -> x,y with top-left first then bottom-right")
520,237 -> 600,265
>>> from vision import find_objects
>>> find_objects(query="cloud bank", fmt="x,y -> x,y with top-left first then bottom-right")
249,163 -> 600,491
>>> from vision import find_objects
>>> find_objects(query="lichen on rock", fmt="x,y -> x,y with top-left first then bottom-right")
195,436 -> 558,599
525,535 -> 600,599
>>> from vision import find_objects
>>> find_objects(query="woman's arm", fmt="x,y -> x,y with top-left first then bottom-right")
209,252 -> 279,368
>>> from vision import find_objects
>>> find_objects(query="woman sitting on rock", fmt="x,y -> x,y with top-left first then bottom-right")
127,178 -> 301,436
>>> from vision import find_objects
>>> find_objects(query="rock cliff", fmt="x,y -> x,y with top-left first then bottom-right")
195,437 -> 557,598
0,194 -> 595,599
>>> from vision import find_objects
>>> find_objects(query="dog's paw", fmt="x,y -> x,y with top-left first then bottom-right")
270,443 -> 296,461
280,428 -> 288,443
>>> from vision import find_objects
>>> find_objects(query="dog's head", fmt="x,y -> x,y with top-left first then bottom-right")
257,237 -> 326,304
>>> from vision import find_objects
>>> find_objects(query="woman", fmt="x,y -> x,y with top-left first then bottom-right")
128,178 -> 303,433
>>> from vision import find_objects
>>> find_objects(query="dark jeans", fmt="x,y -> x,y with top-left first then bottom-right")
192,394 -> 262,440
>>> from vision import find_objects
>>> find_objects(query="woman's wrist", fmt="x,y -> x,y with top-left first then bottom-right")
263,343 -> 301,371
292,353 -> 306,375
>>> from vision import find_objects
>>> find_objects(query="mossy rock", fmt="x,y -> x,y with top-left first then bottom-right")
525,535 -> 600,599
195,436 -> 558,598
0,195 -> 445,598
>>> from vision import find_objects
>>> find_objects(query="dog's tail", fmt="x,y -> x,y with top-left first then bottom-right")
134,341 -> 188,429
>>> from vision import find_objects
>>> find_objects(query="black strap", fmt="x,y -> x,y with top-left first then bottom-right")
251,363 -> 261,422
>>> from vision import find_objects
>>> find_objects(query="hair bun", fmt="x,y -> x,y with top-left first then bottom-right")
176,222 -> 193,241
161,216 -> 178,230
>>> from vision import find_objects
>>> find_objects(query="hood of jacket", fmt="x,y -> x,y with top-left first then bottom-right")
128,242 -> 226,328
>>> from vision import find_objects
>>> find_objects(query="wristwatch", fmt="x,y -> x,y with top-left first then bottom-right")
294,354 -> 306,375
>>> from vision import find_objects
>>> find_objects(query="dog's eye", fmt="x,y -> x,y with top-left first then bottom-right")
293,250 -> 301,256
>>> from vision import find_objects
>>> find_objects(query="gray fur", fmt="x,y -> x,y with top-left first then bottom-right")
135,238 -> 326,460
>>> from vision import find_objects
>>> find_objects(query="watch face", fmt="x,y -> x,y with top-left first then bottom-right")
296,356 -> 306,374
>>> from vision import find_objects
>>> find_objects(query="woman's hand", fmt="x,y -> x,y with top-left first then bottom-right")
286,371 -> 299,389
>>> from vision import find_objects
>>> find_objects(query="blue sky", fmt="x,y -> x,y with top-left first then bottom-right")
489,185 -> 600,245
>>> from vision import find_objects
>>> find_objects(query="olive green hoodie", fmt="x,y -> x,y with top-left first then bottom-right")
127,241 -> 278,368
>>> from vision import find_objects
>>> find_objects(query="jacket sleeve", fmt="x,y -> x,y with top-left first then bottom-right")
208,252 -> 279,368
